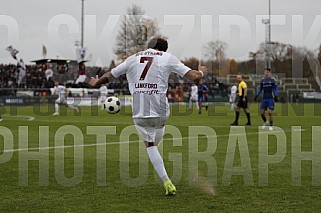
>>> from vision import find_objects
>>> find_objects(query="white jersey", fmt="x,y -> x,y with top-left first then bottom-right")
190,85 -> 198,97
231,85 -> 237,94
54,85 -> 66,99
111,48 -> 191,118
229,85 -> 237,103
45,68 -> 53,81
99,85 -> 108,97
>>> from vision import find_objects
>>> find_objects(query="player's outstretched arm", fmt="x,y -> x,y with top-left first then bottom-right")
184,65 -> 208,80
89,72 -> 114,88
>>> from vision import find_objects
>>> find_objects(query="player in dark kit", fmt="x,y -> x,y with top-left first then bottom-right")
254,68 -> 279,131
197,81 -> 208,114
231,74 -> 251,126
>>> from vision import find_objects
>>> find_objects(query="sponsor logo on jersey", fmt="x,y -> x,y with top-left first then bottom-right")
133,90 -> 160,95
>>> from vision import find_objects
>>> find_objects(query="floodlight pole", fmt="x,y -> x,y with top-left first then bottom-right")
268,0 -> 271,45
267,0 -> 271,69
262,0 -> 272,69
81,0 -> 84,48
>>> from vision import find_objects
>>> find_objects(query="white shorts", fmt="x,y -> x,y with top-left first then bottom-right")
190,95 -> 198,102
134,116 -> 169,145
100,96 -> 107,102
229,94 -> 236,103
56,97 -> 66,104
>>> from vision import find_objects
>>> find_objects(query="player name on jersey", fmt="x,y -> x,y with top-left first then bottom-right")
135,51 -> 163,56
134,83 -> 158,89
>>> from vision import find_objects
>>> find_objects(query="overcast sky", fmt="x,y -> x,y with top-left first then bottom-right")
0,0 -> 320,66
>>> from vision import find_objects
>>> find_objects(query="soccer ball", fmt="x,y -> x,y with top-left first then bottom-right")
104,96 -> 121,114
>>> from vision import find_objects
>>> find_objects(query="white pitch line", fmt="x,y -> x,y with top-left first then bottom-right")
27,118 -> 132,125
6,117 -> 310,130
2,115 -> 35,121
1,128 -> 305,153
22,115 -> 35,121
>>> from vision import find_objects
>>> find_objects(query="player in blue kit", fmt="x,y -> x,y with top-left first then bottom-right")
254,68 -> 279,131
197,81 -> 208,114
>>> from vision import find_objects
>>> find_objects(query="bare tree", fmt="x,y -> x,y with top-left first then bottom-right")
204,40 -> 228,76
291,46 -> 316,78
114,5 -> 161,61
204,40 -> 227,62
181,57 -> 200,70
318,44 -> 321,64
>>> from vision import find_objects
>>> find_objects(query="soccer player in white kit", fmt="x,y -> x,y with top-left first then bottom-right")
229,84 -> 237,111
53,81 -> 79,115
188,82 -> 199,110
99,84 -> 108,110
89,37 -> 208,195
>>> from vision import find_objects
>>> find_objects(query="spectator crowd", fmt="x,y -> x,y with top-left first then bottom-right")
0,64 -> 50,89
0,63 -> 228,101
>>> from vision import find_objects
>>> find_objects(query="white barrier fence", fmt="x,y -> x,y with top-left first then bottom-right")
303,92 -> 321,99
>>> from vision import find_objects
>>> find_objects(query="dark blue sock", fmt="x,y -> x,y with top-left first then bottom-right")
261,115 -> 267,123
270,121 -> 273,126
235,111 -> 240,122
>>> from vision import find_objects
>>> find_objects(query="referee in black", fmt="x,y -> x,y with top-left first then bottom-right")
231,74 -> 251,125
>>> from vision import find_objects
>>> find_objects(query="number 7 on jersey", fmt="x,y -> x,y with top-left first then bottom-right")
139,57 -> 153,80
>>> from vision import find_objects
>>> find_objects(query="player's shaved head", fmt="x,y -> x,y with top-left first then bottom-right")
237,74 -> 243,82
148,37 -> 168,52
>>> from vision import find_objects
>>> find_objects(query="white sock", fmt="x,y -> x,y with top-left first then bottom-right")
55,103 -> 59,113
232,103 -> 236,110
196,101 -> 199,109
68,104 -> 78,110
189,100 -> 192,109
146,146 -> 169,183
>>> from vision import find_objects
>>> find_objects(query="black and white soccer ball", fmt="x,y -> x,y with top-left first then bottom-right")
104,96 -> 121,114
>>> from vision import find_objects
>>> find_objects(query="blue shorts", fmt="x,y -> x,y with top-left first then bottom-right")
260,98 -> 274,110
198,95 -> 205,102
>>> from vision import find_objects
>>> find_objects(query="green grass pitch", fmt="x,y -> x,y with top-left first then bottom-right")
0,103 -> 320,212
